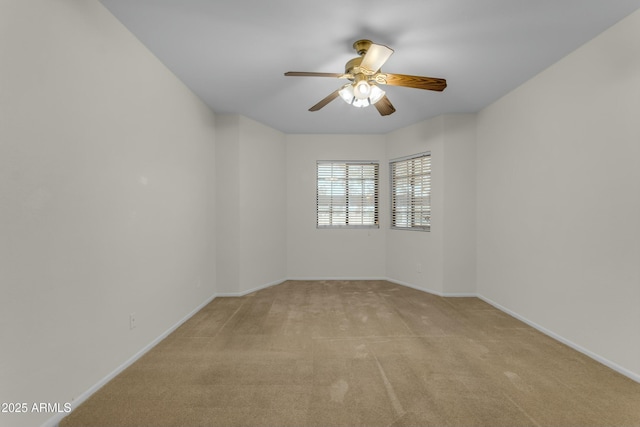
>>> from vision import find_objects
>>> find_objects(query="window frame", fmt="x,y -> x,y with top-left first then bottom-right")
316,160 -> 380,229
389,152 -> 431,232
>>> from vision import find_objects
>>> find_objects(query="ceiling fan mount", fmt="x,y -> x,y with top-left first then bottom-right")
352,39 -> 373,56
285,39 -> 446,116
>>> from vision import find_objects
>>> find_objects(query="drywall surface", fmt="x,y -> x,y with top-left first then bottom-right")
214,115 -> 241,295
0,1 -> 217,426
385,117 -> 446,294
442,115 -> 477,295
286,134 -> 387,279
476,9 -> 640,378
215,115 -> 286,296
285,116 -> 476,296
238,116 -> 287,294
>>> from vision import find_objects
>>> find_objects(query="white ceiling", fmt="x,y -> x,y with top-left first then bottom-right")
98,0 -> 640,134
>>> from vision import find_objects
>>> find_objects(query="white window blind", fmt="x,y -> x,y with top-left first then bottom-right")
317,161 -> 379,228
390,152 -> 431,231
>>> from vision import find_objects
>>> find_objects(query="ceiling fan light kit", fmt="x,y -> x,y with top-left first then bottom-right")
285,39 -> 446,116
339,82 -> 385,107
353,76 -> 371,99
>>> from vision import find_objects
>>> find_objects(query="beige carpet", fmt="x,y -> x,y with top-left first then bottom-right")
60,280 -> 640,426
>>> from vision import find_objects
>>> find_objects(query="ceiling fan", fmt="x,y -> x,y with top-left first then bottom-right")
285,39 -> 447,116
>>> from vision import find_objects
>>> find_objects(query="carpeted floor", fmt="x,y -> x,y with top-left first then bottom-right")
60,280 -> 640,426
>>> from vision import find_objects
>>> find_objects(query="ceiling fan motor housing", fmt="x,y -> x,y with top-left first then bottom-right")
346,40 -> 384,79
344,57 -> 363,77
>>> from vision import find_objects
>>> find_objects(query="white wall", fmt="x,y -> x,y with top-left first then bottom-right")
286,134 -> 387,279
285,118 -> 476,295
0,2 -> 217,427
285,118 -> 476,293
442,115 -> 477,295
214,115 -> 241,295
216,115 -> 287,295
476,9 -> 640,379
385,118 -> 446,293
385,115 -> 476,296
238,117 -> 287,293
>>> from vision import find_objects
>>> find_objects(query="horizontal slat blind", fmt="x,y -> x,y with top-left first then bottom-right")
317,161 -> 379,228
391,153 -> 431,231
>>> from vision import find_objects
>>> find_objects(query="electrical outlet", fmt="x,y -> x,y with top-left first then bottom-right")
129,313 -> 137,330
416,263 -> 423,273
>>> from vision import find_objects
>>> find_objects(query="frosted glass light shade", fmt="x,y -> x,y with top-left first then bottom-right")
338,83 -> 385,108
339,84 -> 354,104
354,80 -> 371,99
369,85 -> 385,104
352,97 -> 369,108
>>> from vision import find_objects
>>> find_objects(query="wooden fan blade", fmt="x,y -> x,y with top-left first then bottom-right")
309,89 -> 340,111
380,73 -> 447,91
285,71 -> 348,78
359,43 -> 394,74
374,95 -> 396,116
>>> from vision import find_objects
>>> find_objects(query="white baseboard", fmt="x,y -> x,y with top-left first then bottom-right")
217,277 -> 391,297
290,278 -> 639,383
385,278 -> 443,296
285,276 -> 388,282
46,279 -> 638,427
43,292 -> 218,427
477,294 -> 640,384
441,292 -> 477,297
284,277 -> 477,297
216,279 -> 285,297
384,278 -> 475,297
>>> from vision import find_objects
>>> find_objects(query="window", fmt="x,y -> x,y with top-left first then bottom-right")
317,161 -> 379,228
390,152 -> 431,231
